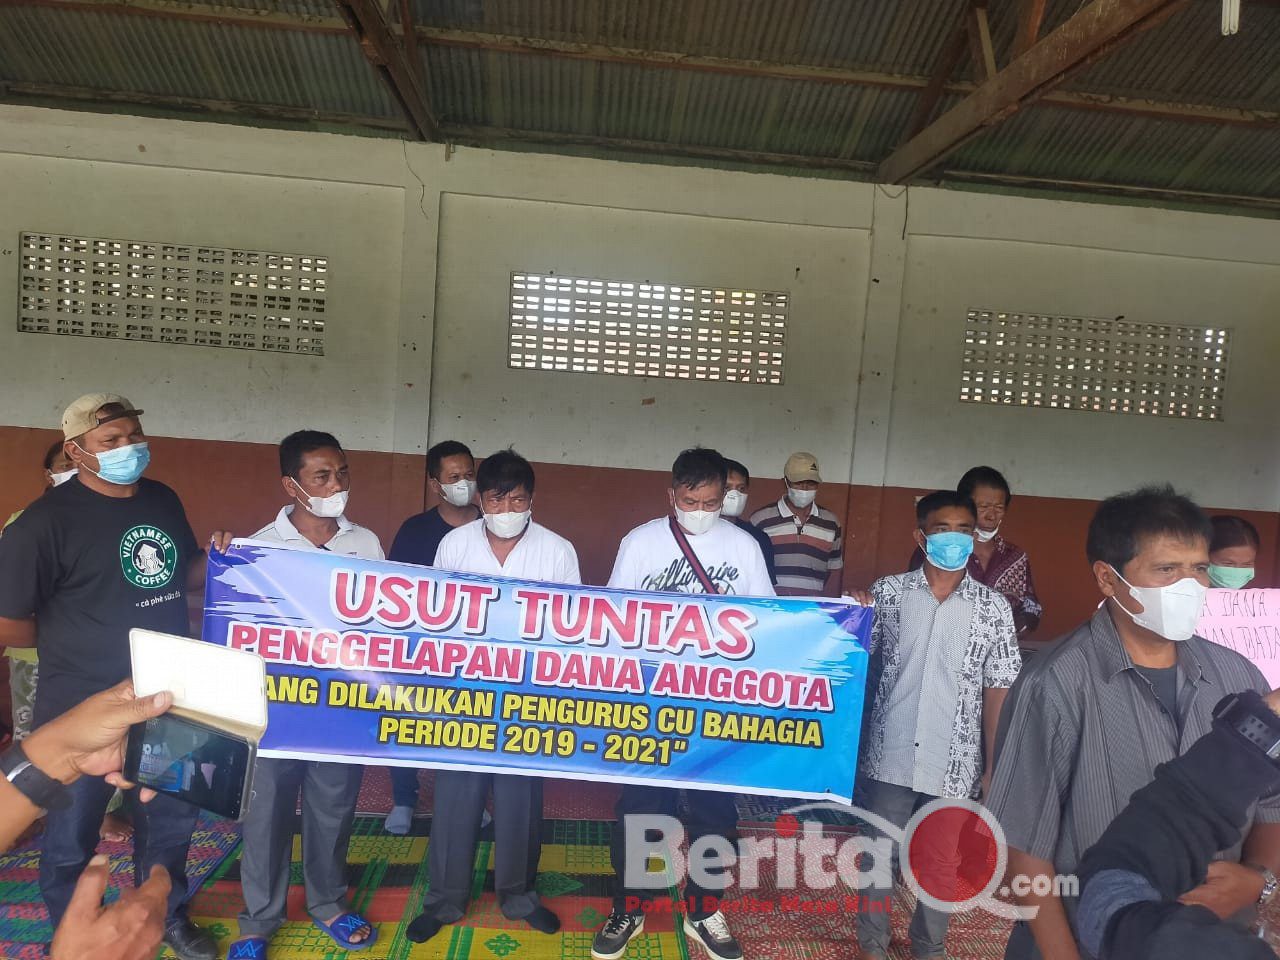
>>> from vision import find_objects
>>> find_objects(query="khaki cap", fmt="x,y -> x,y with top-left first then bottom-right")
62,393 -> 144,440
784,452 -> 821,484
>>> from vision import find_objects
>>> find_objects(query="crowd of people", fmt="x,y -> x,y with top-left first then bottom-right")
0,390 -> 1273,960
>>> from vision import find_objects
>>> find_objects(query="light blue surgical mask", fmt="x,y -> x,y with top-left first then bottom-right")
77,441 -> 150,485
923,531 -> 974,572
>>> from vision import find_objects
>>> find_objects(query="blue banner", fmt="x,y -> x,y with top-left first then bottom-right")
204,541 -> 872,802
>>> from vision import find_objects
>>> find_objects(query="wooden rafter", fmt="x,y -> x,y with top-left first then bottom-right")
334,0 -> 437,140
877,0 -> 1190,184
1013,0 -> 1050,58
966,2 -> 997,82
908,10 -> 971,138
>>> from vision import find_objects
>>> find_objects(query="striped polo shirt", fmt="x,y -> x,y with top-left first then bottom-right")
748,498 -> 843,595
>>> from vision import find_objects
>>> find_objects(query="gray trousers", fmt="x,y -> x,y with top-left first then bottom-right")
856,778 -> 954,959
237,757 -> 362,937
421,770 -> 543,923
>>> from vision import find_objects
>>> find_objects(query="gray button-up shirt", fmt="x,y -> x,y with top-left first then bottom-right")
988,604 -> 1280,958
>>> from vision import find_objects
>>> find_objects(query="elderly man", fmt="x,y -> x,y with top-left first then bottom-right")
749,452 -> 844,596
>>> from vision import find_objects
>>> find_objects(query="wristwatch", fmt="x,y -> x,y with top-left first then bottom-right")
1,742 -> 71,811
1212,691 -> 1280,762
1258,866 -> 1279,906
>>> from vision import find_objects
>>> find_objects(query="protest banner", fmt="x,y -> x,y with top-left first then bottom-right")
203,541 -> 873,802
1199,588 -> 1280,689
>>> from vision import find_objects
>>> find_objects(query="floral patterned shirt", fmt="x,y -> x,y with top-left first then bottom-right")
860,569 -> 1022,799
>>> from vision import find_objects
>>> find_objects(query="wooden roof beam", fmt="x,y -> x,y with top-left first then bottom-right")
1013,0 -> 1050,58
0,80 -> 409,130
334,0 -> 437,140
877,0 -> 1189,184
908,7 -> 972,138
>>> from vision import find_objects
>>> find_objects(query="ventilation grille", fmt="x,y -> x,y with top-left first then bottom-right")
18,233 -> 327,355
959,309 -> 1229,421
508,272 -> 788,384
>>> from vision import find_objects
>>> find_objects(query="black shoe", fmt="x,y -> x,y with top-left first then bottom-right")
591,909 -> 645,960
406,912 -> 446,943
683,910 -> 743,960
163,918 -> 218,960
524,905 -> 561,934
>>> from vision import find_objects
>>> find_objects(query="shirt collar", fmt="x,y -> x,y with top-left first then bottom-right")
777,496 -> 819,521
903,566 -> 980,599
1091,603 -> 1210,684
275,505 -> 353,543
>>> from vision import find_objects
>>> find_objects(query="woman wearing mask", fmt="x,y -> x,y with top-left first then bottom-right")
1209,515 -> 1261,589
910,465 -> 1042,636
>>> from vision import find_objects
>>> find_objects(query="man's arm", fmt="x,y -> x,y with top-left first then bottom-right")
1007,848 -> 1081,960
824,526 -> 844,597
981,686 -> 1009,796
1075,691 -> 1280,959
0,616 -> 36,648
985,657 -> 1076,959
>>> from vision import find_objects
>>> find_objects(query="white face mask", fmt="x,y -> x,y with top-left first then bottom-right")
1109,566 -> 1207,642
49,468 -> 77,487
975,525 -> 1000,543
485,509 -> 530,540
439,478 -> 476,508
291,480 -> 349,519
721,489 -> 748,518
786,484 -> 817,510
676,508 -> 720,536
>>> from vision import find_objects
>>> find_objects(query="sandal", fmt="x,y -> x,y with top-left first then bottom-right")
314,912 -> 377,951
226,936 -> 269,959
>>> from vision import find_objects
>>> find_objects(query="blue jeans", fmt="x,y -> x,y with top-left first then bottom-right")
390,767 -> 420,809
40,774 -> 197,929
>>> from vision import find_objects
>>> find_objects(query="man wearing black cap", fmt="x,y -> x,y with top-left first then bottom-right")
0,393 -> 218,960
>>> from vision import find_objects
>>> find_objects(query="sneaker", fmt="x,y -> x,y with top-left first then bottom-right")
163,918 -> 218,960
591,909 -> 645,960
384,804 -> 414,835
683,910 -> 743,960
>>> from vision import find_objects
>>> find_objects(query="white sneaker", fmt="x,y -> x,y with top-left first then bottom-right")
384,804 -> 414,835
683,910 -> 743,960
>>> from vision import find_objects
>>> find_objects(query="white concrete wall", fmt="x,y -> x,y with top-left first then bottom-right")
430,193 -> 870,476
888,191 -> 1280,510
2,105 -> 1280,509
0,151 -> 405,450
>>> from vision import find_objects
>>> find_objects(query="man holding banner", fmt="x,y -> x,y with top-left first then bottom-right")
592,447 -> 773,960
406,449 -> 578,945
228,431 -> 384,960
203,449 -> 871,960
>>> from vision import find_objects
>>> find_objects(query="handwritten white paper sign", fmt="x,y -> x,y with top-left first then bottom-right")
1199,589 -> 1280,690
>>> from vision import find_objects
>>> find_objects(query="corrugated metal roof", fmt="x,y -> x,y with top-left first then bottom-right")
0,0 -> 1277,208
1065,1 -> 1280,107
425,43 -> 923,162
417,0 -> 973,74
948,103 -> 1280,197
0,7 -> 400,118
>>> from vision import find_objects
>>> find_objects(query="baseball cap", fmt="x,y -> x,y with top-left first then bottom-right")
62,394 -> 145,440
784,452 -> 821,484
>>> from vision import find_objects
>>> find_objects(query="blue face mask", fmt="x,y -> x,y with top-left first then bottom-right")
79,441 -> 150,485
923,531 -> 974,572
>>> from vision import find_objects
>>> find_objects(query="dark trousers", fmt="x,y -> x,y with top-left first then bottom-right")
610,785 -> 739,920
390,767 -> 420,809
420,770 -> 543,923
40,773 -> 196,929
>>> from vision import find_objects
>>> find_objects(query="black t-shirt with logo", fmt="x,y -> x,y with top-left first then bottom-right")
0,476 -> 199,723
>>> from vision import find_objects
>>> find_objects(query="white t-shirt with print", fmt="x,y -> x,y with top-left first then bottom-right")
607,516 -> 775,596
